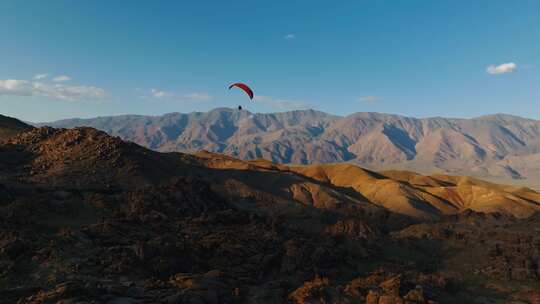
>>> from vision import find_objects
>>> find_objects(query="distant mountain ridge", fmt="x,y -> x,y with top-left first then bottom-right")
41,108 -> 540,188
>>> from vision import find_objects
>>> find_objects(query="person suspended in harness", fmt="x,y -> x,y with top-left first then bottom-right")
228,83 -> 254,111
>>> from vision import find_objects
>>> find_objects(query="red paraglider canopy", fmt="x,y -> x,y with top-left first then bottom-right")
228,83 -> 254,100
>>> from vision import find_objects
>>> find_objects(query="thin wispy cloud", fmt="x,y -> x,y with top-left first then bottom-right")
487,62 -> 517,75
33,73 -> 48,80
144,88 -> 213,102
0,79 -> 106,101
150,88 -> 173,98
254,95 -> 308,110
53,75 -> 72,82
284,34 -> 296,40
359,96 -> 380,103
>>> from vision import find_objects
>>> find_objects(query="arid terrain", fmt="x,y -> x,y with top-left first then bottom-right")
43,108 -> 540,190
2,113 -> 540,303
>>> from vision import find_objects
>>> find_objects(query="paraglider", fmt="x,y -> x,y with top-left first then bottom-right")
229,83 -> 254,110
228,83 -> 254,100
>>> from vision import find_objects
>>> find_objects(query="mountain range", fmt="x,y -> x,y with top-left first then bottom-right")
42,108 -> 540,189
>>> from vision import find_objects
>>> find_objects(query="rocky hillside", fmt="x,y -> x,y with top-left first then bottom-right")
0,114 -> 33,142
2,118 -> 540,303
43,109 -> 540,188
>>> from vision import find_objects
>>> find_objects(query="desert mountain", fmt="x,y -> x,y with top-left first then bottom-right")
0,114 -> 33,142
43,109 -> 540,189
2,117 -> 540,303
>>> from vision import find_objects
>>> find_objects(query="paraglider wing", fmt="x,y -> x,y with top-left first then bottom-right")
228,83 -> 254,100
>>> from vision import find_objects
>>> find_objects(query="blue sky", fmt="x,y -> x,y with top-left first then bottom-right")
1,0 -> 539,122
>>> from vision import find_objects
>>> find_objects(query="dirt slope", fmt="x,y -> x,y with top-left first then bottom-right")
192,152 -> 540,219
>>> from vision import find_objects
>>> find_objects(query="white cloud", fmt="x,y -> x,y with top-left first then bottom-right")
284,34 -> 296,40
33,73 -> 48,80
53,75 -> 72,82
146,89 -> 212,102
0,80 -> 34,96
254,95 -> 309,110
487,62 -> 517,75
150,88 -> 172,98
0,79 -> 106,101
358,96 -> 379,103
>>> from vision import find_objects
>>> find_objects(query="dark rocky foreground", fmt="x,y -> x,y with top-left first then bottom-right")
1,126 -> 540,303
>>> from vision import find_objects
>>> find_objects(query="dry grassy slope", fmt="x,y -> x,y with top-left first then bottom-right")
290,165 -> 460,219
193,151 -> 382,219
294,163 -> 540,218
380,170 -> 540,218
194,152 -> 540,219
